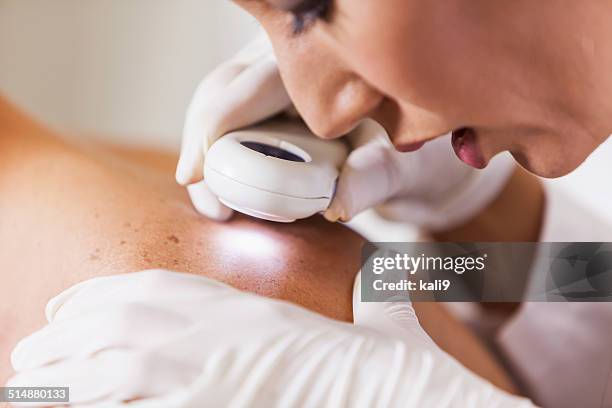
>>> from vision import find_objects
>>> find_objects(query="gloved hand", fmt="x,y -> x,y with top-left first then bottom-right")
175,32 -> 291,221
177,32 -> 514,230
329,121 -> 515,231
7,270 -> 534,407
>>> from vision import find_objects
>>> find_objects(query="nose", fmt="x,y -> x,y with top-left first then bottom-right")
370,97 -> 452,148
299,74 -> 384,139
269,28 -> 384,140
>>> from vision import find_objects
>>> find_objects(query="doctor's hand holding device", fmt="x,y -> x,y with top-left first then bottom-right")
176,33 -> 515,230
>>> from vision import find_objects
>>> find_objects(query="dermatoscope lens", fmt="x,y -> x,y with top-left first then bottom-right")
240,141 -> 306,162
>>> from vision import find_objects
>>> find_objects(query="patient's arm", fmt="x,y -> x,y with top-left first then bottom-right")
0,97 -> 516,393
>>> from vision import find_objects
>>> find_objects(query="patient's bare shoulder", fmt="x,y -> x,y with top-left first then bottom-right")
0,122 -> 364,322
88,144 -> 365,322
201,215 -> 364,321
0,123 -> 363,382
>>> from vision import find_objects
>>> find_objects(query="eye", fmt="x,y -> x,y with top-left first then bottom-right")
283,0 -> 332,35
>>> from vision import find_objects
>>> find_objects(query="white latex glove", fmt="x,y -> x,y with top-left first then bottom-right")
175,32 -> 291,220
327,120 -> 516,230
177,32 -> 514,230
8,270 -> 534,407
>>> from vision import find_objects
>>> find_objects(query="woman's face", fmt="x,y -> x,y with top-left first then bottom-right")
235,0 -> 612,177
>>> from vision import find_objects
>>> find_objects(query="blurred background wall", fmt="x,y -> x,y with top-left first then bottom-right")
0,0 -> 258,149
1,0 -> 611,223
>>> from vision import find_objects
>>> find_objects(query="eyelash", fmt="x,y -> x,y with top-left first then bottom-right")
289,0 -> 331,35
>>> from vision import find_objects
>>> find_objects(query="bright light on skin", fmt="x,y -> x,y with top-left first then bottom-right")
215,227 -> 284,259
209,226 -> 291,285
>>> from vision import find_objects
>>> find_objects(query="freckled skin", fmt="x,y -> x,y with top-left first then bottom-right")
0,98 -> 362,382
0,98 -> 517,393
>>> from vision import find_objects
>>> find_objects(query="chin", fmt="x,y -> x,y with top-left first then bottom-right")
511,150 -> 586,179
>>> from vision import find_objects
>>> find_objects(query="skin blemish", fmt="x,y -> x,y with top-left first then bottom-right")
167,235 -> 180,244
120,240 -> 126,245
142,251 -> 152,264
89,254 -> 100,261
123,222 -> 131,228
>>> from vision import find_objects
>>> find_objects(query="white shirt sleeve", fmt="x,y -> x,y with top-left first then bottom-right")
496,184 -> 612,408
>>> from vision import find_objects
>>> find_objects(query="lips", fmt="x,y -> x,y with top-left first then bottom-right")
451,128 -> 487,169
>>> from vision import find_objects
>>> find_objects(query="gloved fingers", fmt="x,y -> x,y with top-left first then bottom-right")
176,56 -> 291,186
352,271 -> 435,347
343,118 -> 390,150
230,31 -> 276,66
176,63 -> 249,186
183,56 -> 290,186
187,180 -> 234,221
8,350 -> 197,406
324,132 -> 407,222
217,56 -> 291,134
8,352 -> 128,405
11,305 -> 189,371
45,270 -> 237,322
175,31 -> 278,185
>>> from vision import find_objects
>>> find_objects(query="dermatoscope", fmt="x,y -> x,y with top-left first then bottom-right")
205,119 -> 348,222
